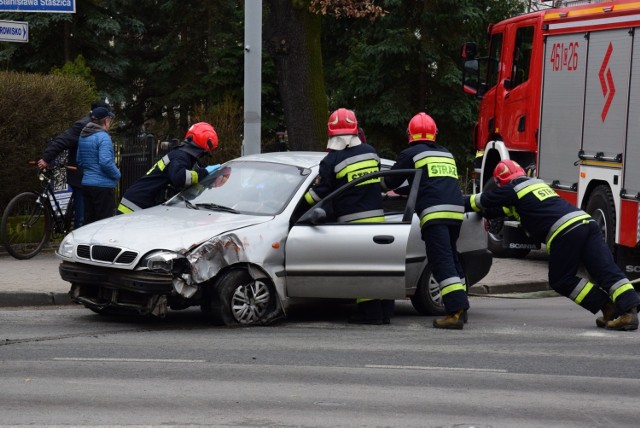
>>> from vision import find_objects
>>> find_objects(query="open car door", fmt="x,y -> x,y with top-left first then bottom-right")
285,169 -> 421,299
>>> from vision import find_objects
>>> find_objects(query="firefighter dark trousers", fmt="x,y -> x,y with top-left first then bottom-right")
549,220 -> 640,314
422,224 -> 469,314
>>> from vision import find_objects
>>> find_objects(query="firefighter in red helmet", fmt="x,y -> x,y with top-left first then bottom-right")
304,108 -> 394,324
118,122 -> 221,214
467,159 -> 639,330
383,113 -> 469,329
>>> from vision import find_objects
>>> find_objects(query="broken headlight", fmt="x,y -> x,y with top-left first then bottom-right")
143,251 -> 191,276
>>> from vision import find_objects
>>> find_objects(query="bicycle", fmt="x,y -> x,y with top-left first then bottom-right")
1,162 -> 75,259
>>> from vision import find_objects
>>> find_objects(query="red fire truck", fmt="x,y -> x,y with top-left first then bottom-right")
461,0 -> 640,280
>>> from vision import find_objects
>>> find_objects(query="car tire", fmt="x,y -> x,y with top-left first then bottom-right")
410,265 -> 446,316
208,269 -> 277,326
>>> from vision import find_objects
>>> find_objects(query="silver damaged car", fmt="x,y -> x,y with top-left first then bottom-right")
57,151 -> 492,325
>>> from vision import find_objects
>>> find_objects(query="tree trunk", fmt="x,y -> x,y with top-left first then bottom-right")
63,21 -> 71,63
265,0 -> 327,151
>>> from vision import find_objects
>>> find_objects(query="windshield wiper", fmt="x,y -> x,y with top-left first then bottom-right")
195,203 -> 239,214
177,195 -> 199,210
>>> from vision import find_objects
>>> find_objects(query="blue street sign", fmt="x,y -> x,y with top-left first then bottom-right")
0,20 -> 28,42
0,1 -> 75,13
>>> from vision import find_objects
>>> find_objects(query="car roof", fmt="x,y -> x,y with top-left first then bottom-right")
234,151 -> 326,169
232,150 -> 394,169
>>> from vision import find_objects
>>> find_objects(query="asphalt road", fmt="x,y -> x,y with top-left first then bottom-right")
0,297 -> 638,427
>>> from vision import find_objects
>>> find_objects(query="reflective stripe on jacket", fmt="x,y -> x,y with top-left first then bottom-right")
304,144 -> 384,222
384,142 -> 464,228
465,177 -> 592,246
120,147 -> 207,211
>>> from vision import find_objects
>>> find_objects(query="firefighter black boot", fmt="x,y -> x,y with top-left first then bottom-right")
433,308 -> 465,330
595,300 -> 617,328
606,306 -> 639,331
381,299 -> 395,325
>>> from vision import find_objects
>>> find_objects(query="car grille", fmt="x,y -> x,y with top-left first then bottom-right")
116,251 -> 138,264
76,244 -> 139,265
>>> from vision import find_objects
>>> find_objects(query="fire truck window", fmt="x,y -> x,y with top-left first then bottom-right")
512,26 -> 534,87
487,33 -> 503,89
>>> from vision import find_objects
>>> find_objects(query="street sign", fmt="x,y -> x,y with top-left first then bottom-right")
0,1 -> 75,13
0,20 -> 28,43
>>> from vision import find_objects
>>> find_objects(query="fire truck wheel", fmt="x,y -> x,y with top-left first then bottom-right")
486,218 -> 531,259
585,185 -> 615,251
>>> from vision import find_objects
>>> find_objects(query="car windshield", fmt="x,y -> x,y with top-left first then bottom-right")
166,160 -> 309,215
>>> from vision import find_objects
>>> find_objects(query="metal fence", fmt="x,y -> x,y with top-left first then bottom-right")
114,133 -> 173,202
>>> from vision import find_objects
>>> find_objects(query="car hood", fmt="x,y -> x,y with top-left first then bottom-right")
71,205 -> 272,254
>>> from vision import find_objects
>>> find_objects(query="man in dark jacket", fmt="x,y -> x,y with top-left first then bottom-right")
117,122 -> 220,213
37,99 -> 111,228
383,113 -> 469,329
304,108 -> 393,325
467,159 -> 639,331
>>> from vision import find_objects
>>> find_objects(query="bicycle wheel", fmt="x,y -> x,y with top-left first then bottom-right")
1,192 -> 52,259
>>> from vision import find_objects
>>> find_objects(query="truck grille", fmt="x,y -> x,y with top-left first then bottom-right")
76,245 -> 139,265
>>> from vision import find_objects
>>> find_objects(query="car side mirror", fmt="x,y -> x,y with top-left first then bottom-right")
298,207 -> 327,225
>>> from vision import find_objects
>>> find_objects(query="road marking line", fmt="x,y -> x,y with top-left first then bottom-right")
578,331 -> 616,337
365,364 -> 507,373
54,357 -> 205,363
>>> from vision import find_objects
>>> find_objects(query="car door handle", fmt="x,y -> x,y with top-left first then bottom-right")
373,235 -> 394,244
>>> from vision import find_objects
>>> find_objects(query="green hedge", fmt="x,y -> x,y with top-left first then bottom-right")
0,71 -> 94,213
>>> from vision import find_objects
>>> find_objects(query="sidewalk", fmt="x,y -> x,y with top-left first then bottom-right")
0,250 -> 550,308
0,251 -> 72,307
471,249 -> 550,295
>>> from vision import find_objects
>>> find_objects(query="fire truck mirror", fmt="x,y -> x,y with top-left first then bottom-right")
463,59 -> 480,95
465,59 -> 479,72
461,42 -> 477,60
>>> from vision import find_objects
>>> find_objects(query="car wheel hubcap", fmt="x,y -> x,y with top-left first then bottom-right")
231,280 -> 271,324
428,274 -> 443,307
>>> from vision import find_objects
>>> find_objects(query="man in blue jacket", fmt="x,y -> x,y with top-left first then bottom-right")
76,106 -> 121,224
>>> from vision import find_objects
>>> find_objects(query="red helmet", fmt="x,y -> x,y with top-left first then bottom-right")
327,108 -> 358,137
185,122 -> 218,153
493,160 -> 525,186
407,113 -> 437,143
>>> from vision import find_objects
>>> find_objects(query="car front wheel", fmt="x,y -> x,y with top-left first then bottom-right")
209,269 -> 277,326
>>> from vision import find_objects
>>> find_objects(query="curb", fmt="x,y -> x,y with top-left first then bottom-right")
0,292 -> 72,308
469,281 -> 549,295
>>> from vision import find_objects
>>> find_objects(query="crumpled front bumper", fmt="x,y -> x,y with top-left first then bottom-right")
60,261 -> 174,316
